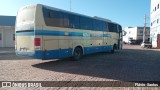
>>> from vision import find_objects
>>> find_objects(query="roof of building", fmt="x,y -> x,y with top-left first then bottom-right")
126,26 -> 150,30
137,27 -> 150,29
0,16 -> 16,26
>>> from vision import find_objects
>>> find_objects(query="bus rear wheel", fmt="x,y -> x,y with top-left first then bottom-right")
72,47 -> 82,61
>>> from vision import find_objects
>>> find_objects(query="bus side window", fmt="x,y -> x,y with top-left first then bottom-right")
108,23 -> 118,33
80,17 -> 93,30
43,7 -> 64,27
69,14 -> 79,29
93,20 -> 107,31
118,25 -> 122,33
63,13 -> 69,28
50,11 -> 63,27
93,20 -> 101,31
115,24 -> 118,33
43,8 -> 50,17
101,21 -> 107,31
106,23 -> 109,32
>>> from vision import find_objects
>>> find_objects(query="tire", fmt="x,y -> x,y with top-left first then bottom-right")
72,47 -> 82,61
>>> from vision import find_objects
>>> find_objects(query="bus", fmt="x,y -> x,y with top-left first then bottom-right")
15,4 -> 122,60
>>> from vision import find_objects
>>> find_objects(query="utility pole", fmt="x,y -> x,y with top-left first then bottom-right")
143,14 -> 146,43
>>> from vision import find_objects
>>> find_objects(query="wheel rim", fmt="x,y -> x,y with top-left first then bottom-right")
75,50 -> 80,57
73,48 -> 82,60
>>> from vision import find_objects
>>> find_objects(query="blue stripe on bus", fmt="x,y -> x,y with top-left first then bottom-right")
16,50 -> 44,59
103,34 -> 112,38
69,32 -> 84,37
16,45 -> 112,60
16,30 -> 112,38
16,32 -> 34,36
35,30 -> 65,36
84,46 -> 112,54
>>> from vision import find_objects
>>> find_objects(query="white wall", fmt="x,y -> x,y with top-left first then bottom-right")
0,26 -> 15,47
123,27 -> 132,43
123,27 -> 138,43
151,0 -> 160,47
123,27 -> 150,43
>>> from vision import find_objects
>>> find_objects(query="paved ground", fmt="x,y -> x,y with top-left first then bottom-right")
0,45 -> 160,90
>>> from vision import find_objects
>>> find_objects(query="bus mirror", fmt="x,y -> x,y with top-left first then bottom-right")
122,30 -> 126,36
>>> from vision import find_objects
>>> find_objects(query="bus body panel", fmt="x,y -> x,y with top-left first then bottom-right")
15,4 -> 44,59
16,36 -> 34,52
15,4 -> 122,60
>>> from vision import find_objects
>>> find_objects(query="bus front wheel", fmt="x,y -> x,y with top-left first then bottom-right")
72,47 -> 82,61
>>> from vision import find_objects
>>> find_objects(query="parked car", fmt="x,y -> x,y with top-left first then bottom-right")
128,40 -> 136,44
141,41 -> 152,48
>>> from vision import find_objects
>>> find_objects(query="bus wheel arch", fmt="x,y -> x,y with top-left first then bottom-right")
72,46 -> 83,61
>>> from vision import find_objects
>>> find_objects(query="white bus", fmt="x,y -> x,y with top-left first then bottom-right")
15,4 -> 122,60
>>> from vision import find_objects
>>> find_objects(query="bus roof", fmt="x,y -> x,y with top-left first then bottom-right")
39,4 -> 120,25
19,4 -> 121,26
41,4 -> 100,21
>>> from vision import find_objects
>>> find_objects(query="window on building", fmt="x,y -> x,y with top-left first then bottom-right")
158,4 -> 159,9
140,30 -> 143,34
151,22 -> 152,26
0,33 -> 2,40
157,19 -> 159,24
155,7 -> 157,11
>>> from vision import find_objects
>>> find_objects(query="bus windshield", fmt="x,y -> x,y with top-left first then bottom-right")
17,6 -> 36,24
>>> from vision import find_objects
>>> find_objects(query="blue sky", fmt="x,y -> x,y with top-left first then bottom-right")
0,0 -> 150,29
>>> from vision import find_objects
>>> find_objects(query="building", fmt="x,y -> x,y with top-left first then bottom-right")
123,27 -> 150,44
150,0 -> 160,48
0,16 -> 16,47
